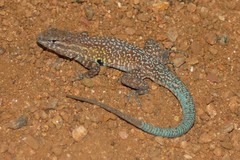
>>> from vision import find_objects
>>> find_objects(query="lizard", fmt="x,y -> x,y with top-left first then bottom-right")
37,28 -> 195,138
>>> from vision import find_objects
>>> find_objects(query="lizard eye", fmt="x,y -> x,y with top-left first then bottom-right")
49,40 -> 58,43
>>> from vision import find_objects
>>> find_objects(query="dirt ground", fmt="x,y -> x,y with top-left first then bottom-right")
0,0 -> 240,159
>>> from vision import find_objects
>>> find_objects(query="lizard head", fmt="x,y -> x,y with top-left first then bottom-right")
37,28 -> 88,59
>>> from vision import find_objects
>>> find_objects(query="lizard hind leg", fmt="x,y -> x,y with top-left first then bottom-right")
144,39 -> 170,64
120,69 -> 149,107
144,39 -> 188,68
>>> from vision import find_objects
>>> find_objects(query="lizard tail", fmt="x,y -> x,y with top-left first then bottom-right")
67,80 -> 195,138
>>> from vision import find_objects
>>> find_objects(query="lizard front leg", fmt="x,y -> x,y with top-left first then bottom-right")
75,57 -> 100,79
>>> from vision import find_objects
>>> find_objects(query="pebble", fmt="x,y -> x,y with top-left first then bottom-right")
72,126 -> 88,141
221,123 -> 234,134
133,0 -> 139,5
190,41 -> 202,55
207,72 -> 220,83
206,104 -> 217,118
0,98 -> 2,107
184,154 -> 193,159
199,7 -> 209,18
213,147 -> 222,157
217,34 -> 229,45
0,47 -> 5,55
22,135 -> 39,150
205,33 -> 217,45
51,145 -> 63,156
81,78 -> 94,88
102,112 -> 117,122
187,3 -> 196,13
125,27 -> 136,35
199,132 -> 214,143
209,47 -> 218,55
220,141 -> 233,150
119,130 -> 129,139
232,132 -> 240,151
137,13 -> 151,22
191,14 -> 201,23
218,15 -> 225,21
151,1 -> 169,11
0,143 -> 8,153
222,154 -> 232,160
9,115 -> 28,129
154,137 -> 165,145
84,5 -> 95,21
172,57 -> 186,68
51,115 -> 63,129
187,57 -> 199,65
46,98 -> 59,110
229,96 -> 240,115
167,28 -> 178,42
0,1 -> 4,7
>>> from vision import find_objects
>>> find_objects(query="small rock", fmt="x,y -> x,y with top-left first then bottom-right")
206,104 -> 217,118
119,130 -> 129,139
205,33 -> 217,45
172,57 -> 186,68
220,141 -> 233,150
46,98 -> 58,110
133,0 -> 139,5
73,0 -> 86,3
190,41 -> 202,55
84,5 -> 95,21
217,34 -> 229,45
81,78 -> 94,88
167,28 -> 178,42
218,15 -> 225,21
9,115 -> 28,129
51,115 -> 63,129
22,135 -> 39,150
0,47 -> 5,55
51,145 -> 63,156
232,132 -> 240,151
207,72 -> 220,83
152,1 -> 169,11
191,14 -> 201,23
0,1 -> 4,7
0,98 -> 2,107
199,132 -> 214,143
184,154 -> 193,159
125,27 -> 136,35
102,112 -> 117,122
222,154 -> 232,160
72,126 -> 88,141
154,137 -> 165,145
209,47 -> 218,55
0,143 -> 8,153
187,3 -> 196,13
39,110 -> 48,119
187,57 -> 199,65
162,41 -> 174,48
213,147 -> 222,157
199,7 -> 209,18
221,123 -> 234,134
149,149 -> 162,160
137,13 -> 151,22
229,96 -> 240,115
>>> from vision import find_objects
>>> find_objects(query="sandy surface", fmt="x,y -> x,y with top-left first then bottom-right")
0,0 -> 240,159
